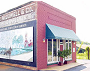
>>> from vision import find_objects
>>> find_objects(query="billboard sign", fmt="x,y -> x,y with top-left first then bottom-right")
0,26 -> 33,62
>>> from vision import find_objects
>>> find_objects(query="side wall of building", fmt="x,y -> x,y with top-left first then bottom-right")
37,1 -> 76,69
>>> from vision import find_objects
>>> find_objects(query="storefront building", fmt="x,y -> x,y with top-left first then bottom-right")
0,1 -> 80,70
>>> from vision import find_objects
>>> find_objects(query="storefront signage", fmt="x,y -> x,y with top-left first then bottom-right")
0,2 -> 37,28
73,48 -> 75,52
0,24 -> 26,32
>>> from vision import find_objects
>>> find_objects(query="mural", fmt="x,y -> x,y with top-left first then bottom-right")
0,27 -> 33,62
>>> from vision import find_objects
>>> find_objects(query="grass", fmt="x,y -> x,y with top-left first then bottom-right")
76,52 -> 89,59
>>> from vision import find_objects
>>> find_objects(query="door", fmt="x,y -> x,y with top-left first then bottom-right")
60,45 -> 63,62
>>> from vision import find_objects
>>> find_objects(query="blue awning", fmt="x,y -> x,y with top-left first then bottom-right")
46,24 -> 80,41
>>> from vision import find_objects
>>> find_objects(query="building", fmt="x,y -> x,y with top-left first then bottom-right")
0,1 -> 80,70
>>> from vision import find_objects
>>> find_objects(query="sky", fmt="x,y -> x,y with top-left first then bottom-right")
0,0 -> 90,42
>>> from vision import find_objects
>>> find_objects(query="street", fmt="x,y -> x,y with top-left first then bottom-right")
64,59 -> 90,71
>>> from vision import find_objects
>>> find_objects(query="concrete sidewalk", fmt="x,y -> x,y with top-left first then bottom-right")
41,62 -> 82,71
0,60 -> 83,71
0,62 -> 81,71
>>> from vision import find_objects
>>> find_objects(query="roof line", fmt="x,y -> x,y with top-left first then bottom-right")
0,1 -> 34,16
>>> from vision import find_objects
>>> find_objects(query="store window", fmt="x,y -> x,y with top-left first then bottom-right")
65,40 -> 72,60
68,40 -> 72,59
48,39 -> 52,62
60,40 -> 63,45
48,39 -> 58,64
66,40 -> 68,49
53,39 -> 57,61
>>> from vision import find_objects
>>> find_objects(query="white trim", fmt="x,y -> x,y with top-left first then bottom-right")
71,40 -> 72,60
48,61 -> 59,64
59,39 -> 60,61
68,40 -> 69,59
52,39 -> 53,61
65,58 -> 72,61
47,39 -> 48,64
65,40 -> 72,60
57,39 -> 58,61
63,40 -> 65,63
47,39 -> 59,64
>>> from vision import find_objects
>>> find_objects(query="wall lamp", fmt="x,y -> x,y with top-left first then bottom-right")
43,38 -> 45,42
74,41 -> 75,44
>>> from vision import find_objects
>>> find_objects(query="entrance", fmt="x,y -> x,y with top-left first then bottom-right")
60,40 -> 64,63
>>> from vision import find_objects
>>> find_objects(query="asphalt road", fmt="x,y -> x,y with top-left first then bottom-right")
64,59 -> 90,71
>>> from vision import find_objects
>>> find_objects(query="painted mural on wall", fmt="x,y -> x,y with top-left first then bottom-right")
0,27 -> 33,62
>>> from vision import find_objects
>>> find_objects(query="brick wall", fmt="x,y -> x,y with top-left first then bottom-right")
37,1 -> 76,69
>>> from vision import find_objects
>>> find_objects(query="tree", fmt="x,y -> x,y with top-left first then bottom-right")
58,47 -> 71,58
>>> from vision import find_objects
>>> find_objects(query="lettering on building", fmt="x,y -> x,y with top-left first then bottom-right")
0,2 -> 37,28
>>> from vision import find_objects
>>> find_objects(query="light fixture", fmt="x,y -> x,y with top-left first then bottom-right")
74,41 -> 75,44
43,38 -> 45,42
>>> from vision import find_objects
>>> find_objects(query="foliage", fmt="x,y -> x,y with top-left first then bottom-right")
76,52 -> 88,59
85,46 -> 89,51
76,42 -> 83,54
76,47 -> 90,59
48,50 -> 52,55
77,53 -> 88,59
58,47 -> 71,58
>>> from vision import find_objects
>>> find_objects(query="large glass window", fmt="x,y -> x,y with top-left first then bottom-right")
48,39 -> 58,63
60,40 -> 63,45
66,40 -> 68,49
48,39 -> 52,62
69,40 -> 72,59
65,40 -> 72,60
53,39 -> 57,61
65,40 -> 69,59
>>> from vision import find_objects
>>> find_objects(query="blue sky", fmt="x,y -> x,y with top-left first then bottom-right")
0,0 -> 90,42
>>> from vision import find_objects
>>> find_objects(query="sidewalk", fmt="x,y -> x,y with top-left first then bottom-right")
77,59 -> 90,64
0,62 -> 81,71
41,62 -> 82,71
0,59 -> 84,71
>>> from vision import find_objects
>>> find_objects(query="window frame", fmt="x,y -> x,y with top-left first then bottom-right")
47,39 -> 59,64
65,40 -> 72,60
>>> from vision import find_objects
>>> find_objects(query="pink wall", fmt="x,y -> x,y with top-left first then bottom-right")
60,45 -> 63,62
37,1 -> 76,69
72,41 -> 76,62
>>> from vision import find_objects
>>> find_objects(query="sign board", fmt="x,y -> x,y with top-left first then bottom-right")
73,48 -> 75,52
0,1 -> 37,28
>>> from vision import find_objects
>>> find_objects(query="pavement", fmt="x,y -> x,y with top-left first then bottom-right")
42,59 -> 90,71
0,59 -> 87,71
64,59 -> 90,71
42,62 -> 82,71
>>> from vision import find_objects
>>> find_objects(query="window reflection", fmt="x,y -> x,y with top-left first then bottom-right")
53,39 -> 57,61
48,39 -> 52,62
